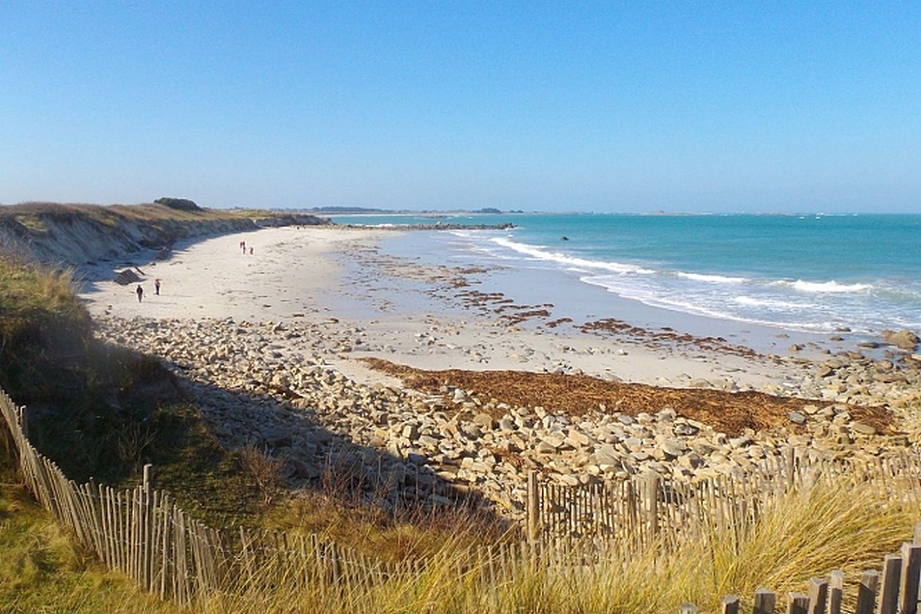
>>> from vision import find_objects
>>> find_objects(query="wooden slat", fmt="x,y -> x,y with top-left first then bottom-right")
899,543 -> 921,614
754,587 -> 777,614
828,570 -> 844,614
528,471 -> 539,543
720,594 -> 740,614
878,555 -> 903,614
646,472 -> 659,545
856,570 -> 879,614
787,593 -> 810,614
807,577 -> 828,614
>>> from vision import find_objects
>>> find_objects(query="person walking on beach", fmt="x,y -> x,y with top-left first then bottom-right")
154,278 -> 161,295
136,285 -> 144,303
241,240 -> 246,253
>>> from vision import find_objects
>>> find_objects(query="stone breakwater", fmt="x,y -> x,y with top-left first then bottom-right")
94,315 -> 921,520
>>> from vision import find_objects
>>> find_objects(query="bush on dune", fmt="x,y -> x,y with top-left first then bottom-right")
0,249 -> 184,484
0,249 -> 90,401
154,197 -> 201,212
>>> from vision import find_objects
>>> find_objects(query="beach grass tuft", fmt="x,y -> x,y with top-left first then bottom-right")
166,476 -> 916,613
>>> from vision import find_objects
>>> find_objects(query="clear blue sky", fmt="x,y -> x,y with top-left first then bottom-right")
1,2 -> 919,212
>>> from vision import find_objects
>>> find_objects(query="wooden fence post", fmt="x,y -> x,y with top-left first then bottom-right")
878,554 -> 903,614
784,447 -> 795,491
19,404 -> 28,440
720,594 -> 740,614
754,587 -> 777,614
142,464 -> 153,592
807,577 -> 828,614
527,471 -> 539,544
899,543 -> 921,614
828,570 -> 844,614
645,472 -> 659,545
856,570 -> 879,614
787,593 -> 810,614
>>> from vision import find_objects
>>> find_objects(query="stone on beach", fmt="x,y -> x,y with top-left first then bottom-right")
882,329 -> 920,351
88,313 -> 921,524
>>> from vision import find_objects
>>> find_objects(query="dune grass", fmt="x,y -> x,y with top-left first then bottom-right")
187,475 -> 915,614
0,201 -> 312,231
0,249 -> 83,333
0,445 -> 179,614
0,250 -> 90,404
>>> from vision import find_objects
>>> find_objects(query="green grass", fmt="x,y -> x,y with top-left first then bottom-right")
0,451 -> 179,614
0,249 -> 272,523
0,252 -> 90,403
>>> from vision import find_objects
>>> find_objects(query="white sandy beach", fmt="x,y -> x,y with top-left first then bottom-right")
75,227 -> 816,389
77,226 -> 815,394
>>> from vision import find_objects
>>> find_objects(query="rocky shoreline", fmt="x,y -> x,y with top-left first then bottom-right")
92,313 -> 921,522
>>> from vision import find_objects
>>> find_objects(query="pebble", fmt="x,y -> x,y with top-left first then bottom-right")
92,315 -> 921,524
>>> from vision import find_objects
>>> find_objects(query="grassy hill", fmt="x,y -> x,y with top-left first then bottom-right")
0,201 -> 328,269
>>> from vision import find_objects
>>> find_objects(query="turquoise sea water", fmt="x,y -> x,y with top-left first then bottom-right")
330,213 -> 921,339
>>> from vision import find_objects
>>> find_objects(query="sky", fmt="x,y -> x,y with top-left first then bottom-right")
1,2 -> 919,213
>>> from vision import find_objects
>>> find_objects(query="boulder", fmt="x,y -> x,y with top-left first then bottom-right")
882,329 -> 920,351
114,269 -> 142,285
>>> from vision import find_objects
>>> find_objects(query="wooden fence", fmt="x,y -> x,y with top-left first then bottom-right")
4,384 -> 921,612
526,451 -> 921,550
0,386 -> 549,606
678,533 -> 921,614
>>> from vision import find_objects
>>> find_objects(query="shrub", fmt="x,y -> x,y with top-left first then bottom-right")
154,197 -> 200,212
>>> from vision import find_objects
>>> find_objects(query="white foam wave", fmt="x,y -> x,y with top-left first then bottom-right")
777,279 -> 872,293
491,237 -> 655,275
733,296 -> 813,309
677,272 -> 748,284
580,276 -> 837,333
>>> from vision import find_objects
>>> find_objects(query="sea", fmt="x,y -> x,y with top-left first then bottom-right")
328,212 -> 921,353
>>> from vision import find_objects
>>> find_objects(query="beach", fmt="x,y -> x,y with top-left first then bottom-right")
78,225 -> 921,517
80,225 -> 817,392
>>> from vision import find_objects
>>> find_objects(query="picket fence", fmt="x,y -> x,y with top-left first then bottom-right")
527,450 -> 921,549
3,384 -> 921,612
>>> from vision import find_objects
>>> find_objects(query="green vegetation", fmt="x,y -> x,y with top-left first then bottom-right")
0,451 -> 179,614
0,248 -> 268,518
154,197 -> 201,212
0,250 -> 90,405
